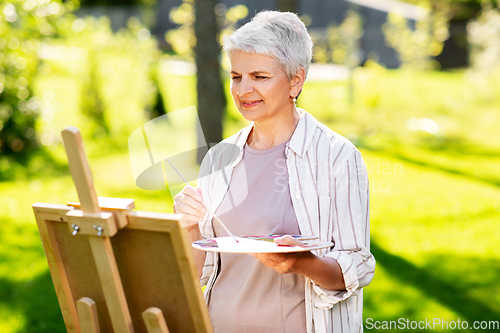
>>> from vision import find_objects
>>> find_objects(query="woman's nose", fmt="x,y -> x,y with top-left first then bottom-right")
237,77 -> 254,96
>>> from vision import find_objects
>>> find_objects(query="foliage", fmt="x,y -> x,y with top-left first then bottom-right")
383,0 -> 451,70
215,3 -> 248,44
148,61 -> 166,119
0,0 -> 77,155
467,0 -> 500,98
165,0 -> 248,61
311,9 -> 364,108
165,0 -> 195,59
35,15 -> 161,147
313,9 -> 364,68
79,0 -> 155,6
76,16 -> 159,137
397,0 -> 482,20
74,17 -> 109,136
398,0 -> 481,5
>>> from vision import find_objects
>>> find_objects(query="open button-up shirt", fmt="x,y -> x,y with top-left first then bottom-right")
197,109 -> 375,333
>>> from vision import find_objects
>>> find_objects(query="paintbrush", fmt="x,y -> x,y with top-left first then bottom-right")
165,158 -> 239,243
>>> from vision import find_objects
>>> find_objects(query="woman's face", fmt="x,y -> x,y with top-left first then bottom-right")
229,50 -> 295,123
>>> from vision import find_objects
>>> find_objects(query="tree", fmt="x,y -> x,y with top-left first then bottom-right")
383,0 -> 451,71
467,0 -> 500,97
0,0 -> 72,155
278,0 -> 298,13
78,0 -> 153,6
194,0 -> 226,162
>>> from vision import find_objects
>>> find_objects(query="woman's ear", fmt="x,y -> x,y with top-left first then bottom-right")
290,67 -> 306,99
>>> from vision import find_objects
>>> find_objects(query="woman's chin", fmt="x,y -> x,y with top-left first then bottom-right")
238,108 -> 263,122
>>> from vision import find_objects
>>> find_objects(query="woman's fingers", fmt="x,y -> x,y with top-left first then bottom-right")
195,186 -> 203,197
176,201 -> 205,218
179,194 -> 206,215
175,186 -> 205,212
274,235 -> 304,246
252,252 -> 296,274
174,185 -> 207,228
183,185 -> 203,202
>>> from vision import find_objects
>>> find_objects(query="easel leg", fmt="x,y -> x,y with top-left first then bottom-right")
77,297 -> 100,333
142,307 -> 170,333
88,236 -> 134,333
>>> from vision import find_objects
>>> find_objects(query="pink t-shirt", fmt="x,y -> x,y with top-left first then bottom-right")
208,141 -> 306,333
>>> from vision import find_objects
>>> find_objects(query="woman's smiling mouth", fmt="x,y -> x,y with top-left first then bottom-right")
241,100 -> 263,108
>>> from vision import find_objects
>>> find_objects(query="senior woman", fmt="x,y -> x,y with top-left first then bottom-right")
174,10 -> 375,333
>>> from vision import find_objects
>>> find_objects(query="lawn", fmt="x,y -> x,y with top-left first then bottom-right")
0,63 -> 499,332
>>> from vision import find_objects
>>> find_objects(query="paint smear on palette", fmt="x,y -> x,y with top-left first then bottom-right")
244,235 -> 318,242
192,236 -> 332,254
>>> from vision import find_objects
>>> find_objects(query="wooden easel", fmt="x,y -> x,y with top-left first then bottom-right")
32,127 -> 213,333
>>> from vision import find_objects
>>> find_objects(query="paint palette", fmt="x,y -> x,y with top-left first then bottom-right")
192,235 -> 333,253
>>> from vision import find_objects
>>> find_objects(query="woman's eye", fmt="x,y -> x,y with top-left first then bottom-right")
256,76 -> 268,79
231,76 -> 241,81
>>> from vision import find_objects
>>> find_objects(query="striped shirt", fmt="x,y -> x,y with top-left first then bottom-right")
198,108 -> 375,333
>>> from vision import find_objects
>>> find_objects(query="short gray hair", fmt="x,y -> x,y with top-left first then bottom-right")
223,10 -> 313,80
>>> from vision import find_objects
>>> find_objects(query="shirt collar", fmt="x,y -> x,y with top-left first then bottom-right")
287,108 -> 318,158
233,122 -> 253,151
232,108 -> 318,159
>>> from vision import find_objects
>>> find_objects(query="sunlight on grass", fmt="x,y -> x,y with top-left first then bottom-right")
363,150 -> 500,260
364,266 -> 458,323
0,306 -> 25,333
362,149 -> 500,328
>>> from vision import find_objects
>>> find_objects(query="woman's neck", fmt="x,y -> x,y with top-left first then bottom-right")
247,106 -> 301,150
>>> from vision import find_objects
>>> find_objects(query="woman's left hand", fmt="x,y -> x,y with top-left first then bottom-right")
251,235 -> 314,274
253,235 -> 347,290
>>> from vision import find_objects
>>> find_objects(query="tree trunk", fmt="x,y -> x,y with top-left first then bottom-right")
194,0 -> 226,164
277,0 -> 298,13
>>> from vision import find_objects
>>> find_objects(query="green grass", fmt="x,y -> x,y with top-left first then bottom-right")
1,65 -> 499,332
362,149 -> 500,329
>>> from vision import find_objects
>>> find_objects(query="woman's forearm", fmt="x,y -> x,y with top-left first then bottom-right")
293,253 -> 346,291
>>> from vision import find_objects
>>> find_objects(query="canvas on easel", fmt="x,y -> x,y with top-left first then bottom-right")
32,126 -> 213,333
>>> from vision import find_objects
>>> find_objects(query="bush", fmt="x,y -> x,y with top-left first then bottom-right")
0,0 -> 74,155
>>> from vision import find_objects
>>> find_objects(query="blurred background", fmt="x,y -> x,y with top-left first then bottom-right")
0,0 -> 499,331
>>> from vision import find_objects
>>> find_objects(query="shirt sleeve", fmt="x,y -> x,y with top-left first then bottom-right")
196,139 -> 244,289
311,149 -> 376,309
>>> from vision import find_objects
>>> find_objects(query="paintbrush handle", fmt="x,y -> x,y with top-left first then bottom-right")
165,158 -> 238,242
201,199 -> 239,242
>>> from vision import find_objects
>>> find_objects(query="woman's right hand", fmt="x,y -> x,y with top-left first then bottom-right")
173,185 -> 207,228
